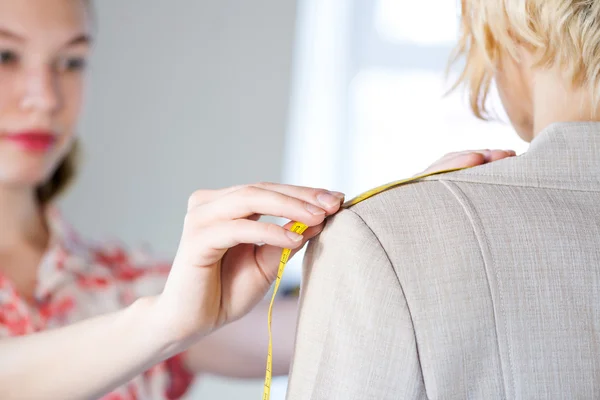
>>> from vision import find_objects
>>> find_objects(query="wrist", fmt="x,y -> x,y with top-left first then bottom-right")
139,295 -> 206,358
125,296 -> 182,359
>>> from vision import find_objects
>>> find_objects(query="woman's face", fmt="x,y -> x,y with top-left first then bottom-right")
0,0 -> 90,189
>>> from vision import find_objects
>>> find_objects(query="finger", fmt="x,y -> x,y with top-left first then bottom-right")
487,149 -> 515,162
451,149 -> 493,162
450,152 -> 488,168
454,149 -> 516,163
251,182 -> 345,212
444,149 -> 490,159
421,149 -> 485,172
187,186 -> 339,227
193,219 -> 307,260
217,221 -> 325,317
254,221 -> 326,276
423,148 -> 517,175
187,185 -> 246,210
281,219 -> 324,252
188,183 -> 345,214
422,152 -> 486,174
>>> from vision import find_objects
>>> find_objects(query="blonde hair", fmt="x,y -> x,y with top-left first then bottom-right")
450,0 -> 600,119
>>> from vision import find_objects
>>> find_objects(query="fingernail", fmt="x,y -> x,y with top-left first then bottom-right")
286,231 -> 303,241
331,191 -> 345,199
317,192 -> 341,208
305,202 -> 326,215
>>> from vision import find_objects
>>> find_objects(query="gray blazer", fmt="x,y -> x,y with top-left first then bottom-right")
286,122 -> 600,399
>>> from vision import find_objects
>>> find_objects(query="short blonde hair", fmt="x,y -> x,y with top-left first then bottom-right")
450,0 -> 600,119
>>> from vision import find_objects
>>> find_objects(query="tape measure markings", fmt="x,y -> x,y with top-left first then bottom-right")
263,222 -> 308,400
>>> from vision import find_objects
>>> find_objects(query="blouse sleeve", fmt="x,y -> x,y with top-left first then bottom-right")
93,243 -> 195,400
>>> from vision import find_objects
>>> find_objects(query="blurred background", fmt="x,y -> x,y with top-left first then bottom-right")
60,0 -> 529,398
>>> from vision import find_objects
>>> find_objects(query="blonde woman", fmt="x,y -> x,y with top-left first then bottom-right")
287,1 -> 600,399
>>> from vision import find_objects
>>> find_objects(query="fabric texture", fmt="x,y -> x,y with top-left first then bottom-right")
0,209 -> 194,400
287,122 -> 600,399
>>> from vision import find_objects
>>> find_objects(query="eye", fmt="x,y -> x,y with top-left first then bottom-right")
0,49 -> 18,65
56,56 -> 88,72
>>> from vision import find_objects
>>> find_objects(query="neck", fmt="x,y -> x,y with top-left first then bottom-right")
0,185 -> 48,251
532,69 -> 600,138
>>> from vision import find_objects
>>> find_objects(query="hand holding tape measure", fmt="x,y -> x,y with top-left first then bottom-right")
161,182 -> 344,349
261,149 -> 517,399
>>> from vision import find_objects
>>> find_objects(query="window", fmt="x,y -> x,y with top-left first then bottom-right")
376,0 -> 459,45
281,0 -> 527,278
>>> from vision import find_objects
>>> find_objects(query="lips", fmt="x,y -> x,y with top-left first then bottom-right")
3,130 -> 58,152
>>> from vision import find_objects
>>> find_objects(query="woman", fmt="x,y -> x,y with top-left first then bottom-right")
0,1 -> 515,399
286,1 -> 600,399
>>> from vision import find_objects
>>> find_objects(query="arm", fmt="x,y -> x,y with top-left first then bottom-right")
0,297 -> 182,400
286,210 -> 426,400
0,182 -> 342,400
183,297 -> 298,378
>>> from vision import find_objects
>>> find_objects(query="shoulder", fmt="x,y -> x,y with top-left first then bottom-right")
341,161 -> 515,230
313,183 -> 448,254
313,174 -> 481,270
343,176 -> 465,241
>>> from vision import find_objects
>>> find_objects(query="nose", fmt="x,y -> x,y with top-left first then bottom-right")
20,66 -> 62,115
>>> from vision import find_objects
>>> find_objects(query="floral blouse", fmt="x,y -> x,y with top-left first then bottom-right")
0,208 -> 194,399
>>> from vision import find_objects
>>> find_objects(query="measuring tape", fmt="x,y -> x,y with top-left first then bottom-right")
262,167 -> 465,399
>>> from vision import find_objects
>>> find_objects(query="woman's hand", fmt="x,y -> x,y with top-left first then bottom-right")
157,183 -> 345,343
419,149 -> 516,175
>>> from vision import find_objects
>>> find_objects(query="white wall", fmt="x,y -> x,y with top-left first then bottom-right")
59,0 -> 298,398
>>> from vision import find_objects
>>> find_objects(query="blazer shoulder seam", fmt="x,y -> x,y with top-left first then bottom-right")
346,208 -> 428,395
440,180 -> 513,398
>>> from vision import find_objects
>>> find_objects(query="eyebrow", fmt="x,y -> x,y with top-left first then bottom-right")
67,33 -> 92,46
0,28 -> 92,47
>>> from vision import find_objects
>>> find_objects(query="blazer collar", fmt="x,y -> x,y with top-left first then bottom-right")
434,122 -> 600,191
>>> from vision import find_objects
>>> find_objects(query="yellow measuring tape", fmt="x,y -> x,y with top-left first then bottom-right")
262,167 -> 465,399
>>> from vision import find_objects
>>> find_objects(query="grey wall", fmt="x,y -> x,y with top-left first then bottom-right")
59,0 -> 298,398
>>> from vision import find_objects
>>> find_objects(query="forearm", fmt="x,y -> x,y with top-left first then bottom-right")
0,296 -> 180,400
184,297 -> 298,378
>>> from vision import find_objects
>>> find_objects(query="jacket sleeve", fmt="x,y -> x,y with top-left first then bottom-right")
286,209 -> 427,400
